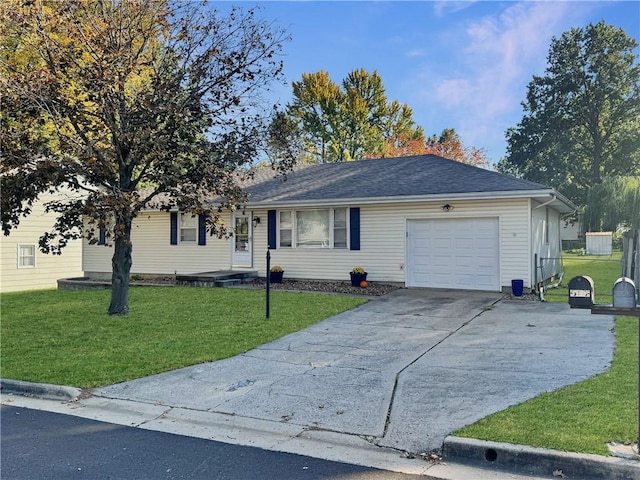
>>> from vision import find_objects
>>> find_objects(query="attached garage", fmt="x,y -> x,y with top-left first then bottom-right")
83,155 -> 576,293
406,217 -> 500,291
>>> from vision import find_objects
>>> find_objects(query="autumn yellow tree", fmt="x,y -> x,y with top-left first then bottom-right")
1,1 -> 292,314
425,128 -> 489,167
280,69 -> 425,162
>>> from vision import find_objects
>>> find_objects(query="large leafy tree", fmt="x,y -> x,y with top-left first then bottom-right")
583,176 -> 640,231
283,68 -> 425,162
498,21 -> 640,210
0,0 -> 292,314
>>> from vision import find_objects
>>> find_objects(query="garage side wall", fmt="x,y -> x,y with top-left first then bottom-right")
264,199 -> 531,289
83,211 -> 233,278
531,203 -> 563,284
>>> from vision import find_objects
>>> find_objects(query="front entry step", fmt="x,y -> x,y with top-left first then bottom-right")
176,270 -> 258,287
214,279 -> 242,288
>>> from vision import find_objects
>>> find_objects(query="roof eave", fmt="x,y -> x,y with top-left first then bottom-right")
247,189 -> 577,212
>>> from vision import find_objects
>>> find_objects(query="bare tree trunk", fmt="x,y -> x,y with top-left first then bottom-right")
108,216 -> 132,315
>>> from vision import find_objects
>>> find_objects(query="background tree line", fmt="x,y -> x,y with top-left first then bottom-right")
498,21 -> 640,232
271,68 -> 489,167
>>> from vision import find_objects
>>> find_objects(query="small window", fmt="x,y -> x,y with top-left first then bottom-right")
18,244 -> 36,268
180,214 -> 197,243
279,210 -> 292,247
334,208 -> 347,248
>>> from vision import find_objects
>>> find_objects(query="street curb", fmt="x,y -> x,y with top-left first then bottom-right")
0,379 -> 82,401
442,435 -> 640,480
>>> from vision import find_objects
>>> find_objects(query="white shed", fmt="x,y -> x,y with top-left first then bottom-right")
585,232 -> 613,255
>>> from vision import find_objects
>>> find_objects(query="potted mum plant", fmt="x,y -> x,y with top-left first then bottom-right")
350,266 -> 367,287
269,265 -> 284,283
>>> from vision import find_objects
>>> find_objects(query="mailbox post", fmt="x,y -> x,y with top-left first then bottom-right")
568,275 -> 595,309
613,277 -> 637,308
582,277 -> 640,452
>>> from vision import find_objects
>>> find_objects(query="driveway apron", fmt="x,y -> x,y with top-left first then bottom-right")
94,289 -> 614,454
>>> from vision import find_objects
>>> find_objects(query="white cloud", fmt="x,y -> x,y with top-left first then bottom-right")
443,3 -> 572,145
405,48 -> 426,58
409,1 -> 593,160
433,1 -> 479,18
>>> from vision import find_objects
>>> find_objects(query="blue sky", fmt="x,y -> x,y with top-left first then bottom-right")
237,1 -> 639,163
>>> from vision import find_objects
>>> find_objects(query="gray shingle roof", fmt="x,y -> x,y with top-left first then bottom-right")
245,154 -> 549,205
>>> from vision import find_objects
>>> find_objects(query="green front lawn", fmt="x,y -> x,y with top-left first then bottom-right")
456,250 -> 638,455
455,315 -> 637,455
544,251 -> 623,303
0,287 -> 366,388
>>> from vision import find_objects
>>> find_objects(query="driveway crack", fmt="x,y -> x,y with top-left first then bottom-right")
381,299 -> 502,438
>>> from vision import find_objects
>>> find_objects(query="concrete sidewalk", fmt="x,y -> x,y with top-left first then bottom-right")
3,288 -> 635,478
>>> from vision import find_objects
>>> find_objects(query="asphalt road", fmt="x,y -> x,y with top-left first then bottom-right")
1,405 -> 421,480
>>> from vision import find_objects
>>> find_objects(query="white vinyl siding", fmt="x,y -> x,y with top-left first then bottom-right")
262,198 -> 532,290
83,198 -> 536,291
1,190 -> 84,293
83,211 -> 232,276
531,201 -> 562,283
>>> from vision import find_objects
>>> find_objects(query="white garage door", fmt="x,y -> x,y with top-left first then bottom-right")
406,218 -> 500,291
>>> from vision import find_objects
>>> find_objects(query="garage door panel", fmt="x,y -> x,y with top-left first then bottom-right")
433,238 -> 453,249
455,238 -> 474,249
432,256 -> 452,267
407,218 -> 499,291
453,275 -> 474,287
476,256 -> 497,268
454,256 -> 473,269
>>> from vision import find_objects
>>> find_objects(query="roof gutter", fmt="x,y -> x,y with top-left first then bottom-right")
245,189 -> 566,209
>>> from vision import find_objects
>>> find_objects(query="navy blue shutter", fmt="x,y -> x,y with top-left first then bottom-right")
170,212 -> 178,245
198,214 -> 206,246
98,226 -> 106,245
349,208 -> 360,250
267,210 -> 277,249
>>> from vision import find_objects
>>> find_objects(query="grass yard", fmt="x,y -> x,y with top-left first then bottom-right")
543,251 -> 623,303
0,287 -> 366,388
456,250 -> 638,455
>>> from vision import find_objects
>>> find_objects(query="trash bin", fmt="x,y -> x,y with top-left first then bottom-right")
511,279 -> 524,297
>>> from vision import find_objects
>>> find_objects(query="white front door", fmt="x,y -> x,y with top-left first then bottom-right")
232,214 -> 252,268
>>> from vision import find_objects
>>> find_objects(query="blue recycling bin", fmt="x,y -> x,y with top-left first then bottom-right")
511,279 -> 524,297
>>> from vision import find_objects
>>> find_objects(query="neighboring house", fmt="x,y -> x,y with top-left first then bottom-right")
83,154 -> 576,292
1,189 -> 84,293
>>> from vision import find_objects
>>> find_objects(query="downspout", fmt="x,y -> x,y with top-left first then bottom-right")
532,195 -> 557,299
532,194 -> 557,211
549,211 -> 576,289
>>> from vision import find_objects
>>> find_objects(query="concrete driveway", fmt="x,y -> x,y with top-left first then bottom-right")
94,289 -> 614,454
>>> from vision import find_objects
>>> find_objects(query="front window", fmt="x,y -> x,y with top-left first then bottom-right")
180,214 -> 197,243
334,208 -> 347,248
18,244 -> 36,268
278,208 -> 348,249
279,211 -> 292,247
296,210 -> 330,248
